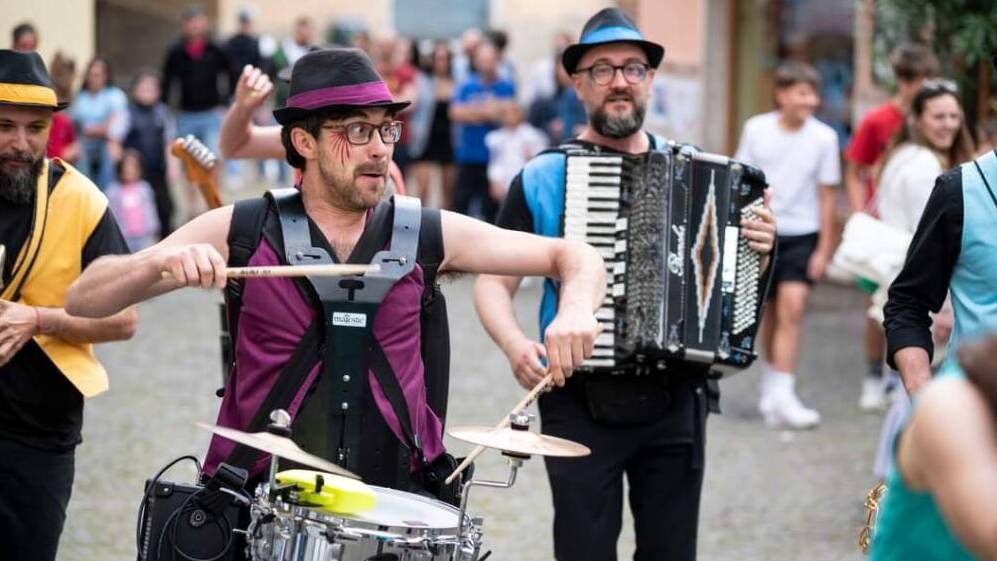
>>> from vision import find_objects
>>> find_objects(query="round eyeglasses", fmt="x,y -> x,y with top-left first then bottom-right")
323,121 -> 403,145
574,62 -> 651,86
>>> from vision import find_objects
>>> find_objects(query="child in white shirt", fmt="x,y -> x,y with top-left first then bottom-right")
734,61 -> 841,431
485,103 -> 548,203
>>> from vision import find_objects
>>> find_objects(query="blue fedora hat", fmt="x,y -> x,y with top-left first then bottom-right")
561,8 -> 665,74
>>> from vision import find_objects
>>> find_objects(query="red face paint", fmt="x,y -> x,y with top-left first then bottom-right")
327,130 -> 352,166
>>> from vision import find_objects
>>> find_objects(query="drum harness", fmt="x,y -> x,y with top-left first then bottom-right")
220,189 -> 462,497
138,191 -> 461,560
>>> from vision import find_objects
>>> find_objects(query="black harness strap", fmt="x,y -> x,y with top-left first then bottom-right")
369,339 -> 424,461
8,162 -> 63,303
225,315 -> 323,469
973,152 -> 997,212
220,192 -> 438,487
268,192 -> 422,474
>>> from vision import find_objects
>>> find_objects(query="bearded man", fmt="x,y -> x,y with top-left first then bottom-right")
0,49 -> 137,561
474,9 -> 777,561
66,48 -> 605,500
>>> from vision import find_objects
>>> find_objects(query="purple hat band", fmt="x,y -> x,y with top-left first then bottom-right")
286,80 -> 395,109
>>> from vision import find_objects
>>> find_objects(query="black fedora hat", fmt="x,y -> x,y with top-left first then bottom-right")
273,47 -> 410,125
0,49 -> 68,111
562,8 -> 665,75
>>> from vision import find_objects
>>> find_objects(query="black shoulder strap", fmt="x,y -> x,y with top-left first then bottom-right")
369,339 -> 424,462
226,196 -> 269,268
222,196 -> 271,381
973,153 -> 997,212
225,315 -> 324,470
9,162 -> 63,303
417,207 -> 444,291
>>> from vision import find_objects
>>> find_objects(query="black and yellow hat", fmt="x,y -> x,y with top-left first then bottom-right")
0,49 -> 68,111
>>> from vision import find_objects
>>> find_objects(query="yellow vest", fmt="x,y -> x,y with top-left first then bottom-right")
2,159 -> 111,397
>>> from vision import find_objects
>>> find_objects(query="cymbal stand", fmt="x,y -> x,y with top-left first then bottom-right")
266,409 -> 292,495
454,413 -> 535,560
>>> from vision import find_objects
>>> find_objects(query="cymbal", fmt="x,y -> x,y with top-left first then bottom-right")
448,426 -> 591,458
195,422 -> 360,480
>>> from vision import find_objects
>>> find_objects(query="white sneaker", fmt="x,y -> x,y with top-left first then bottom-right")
761,389 -> 821,430
859,377 -> 888,412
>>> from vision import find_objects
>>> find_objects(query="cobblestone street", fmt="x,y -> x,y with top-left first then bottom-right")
60,277 -> 878,561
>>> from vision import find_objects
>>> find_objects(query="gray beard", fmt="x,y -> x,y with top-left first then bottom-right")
0,155 -> 43,204
591,101 -> 646,139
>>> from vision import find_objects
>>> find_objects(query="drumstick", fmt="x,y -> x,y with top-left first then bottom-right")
445,372 -> 554,485
161,263 -> 380,280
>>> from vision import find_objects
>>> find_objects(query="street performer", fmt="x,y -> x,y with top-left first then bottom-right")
474,10 -> 776,561
0,49 -> 137,561
65,47 -> 604,499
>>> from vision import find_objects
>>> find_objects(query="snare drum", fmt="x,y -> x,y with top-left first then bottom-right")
248,485 -> 482,561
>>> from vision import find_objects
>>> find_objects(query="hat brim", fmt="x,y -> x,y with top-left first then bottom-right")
273,100 -> 412,125
562,39 -> 665,74
0,100 -> 69,112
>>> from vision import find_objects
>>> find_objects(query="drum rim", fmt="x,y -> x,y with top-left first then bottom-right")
281,485 -> 462,536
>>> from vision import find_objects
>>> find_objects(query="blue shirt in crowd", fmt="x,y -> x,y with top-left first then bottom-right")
452,74 -> 516,164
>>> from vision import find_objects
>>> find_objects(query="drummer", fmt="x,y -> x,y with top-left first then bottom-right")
65,47 -> 604,497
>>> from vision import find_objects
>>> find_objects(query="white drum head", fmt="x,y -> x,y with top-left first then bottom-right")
342,486 -> 458,529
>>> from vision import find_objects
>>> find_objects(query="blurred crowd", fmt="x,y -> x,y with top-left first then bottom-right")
9,7 -> 589,249
10,4 -> 997,428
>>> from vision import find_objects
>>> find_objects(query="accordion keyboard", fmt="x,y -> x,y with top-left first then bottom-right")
563,154 -> 629,368
732,198 -> 764,335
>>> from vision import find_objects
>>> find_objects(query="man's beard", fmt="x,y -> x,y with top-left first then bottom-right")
0,152 -> 43,204
590,93 -> 646,139
317,157 -> 387,212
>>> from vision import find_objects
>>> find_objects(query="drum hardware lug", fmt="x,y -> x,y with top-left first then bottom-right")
188,509 -> 208,528
508,412 -> 534,431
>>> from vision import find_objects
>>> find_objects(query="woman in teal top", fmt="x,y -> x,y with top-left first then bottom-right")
870,334 -> 997,561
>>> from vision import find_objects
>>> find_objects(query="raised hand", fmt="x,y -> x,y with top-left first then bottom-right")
234,64 -> 274,112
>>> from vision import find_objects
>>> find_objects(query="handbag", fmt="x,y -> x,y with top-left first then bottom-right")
832,211 -> 912,286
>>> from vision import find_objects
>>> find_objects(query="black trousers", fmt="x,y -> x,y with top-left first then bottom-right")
539,375 -> 708,561
0,438 -> 75,561
453,163 -> 497,223
147,171 -> 174,238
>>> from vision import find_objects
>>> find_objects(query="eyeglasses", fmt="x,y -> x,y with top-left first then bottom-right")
921,78 -> 958,94
574,62 -> 651,86
322,121 -> 403,145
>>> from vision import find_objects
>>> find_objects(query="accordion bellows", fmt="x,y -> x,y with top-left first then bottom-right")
563,145 -> 767,375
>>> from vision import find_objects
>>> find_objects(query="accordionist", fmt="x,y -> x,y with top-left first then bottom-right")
473,8 -> 777,561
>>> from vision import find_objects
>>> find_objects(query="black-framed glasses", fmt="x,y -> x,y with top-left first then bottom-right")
920,78 -> 958,94
323,121 -> 403,145
574,62 -> 651,85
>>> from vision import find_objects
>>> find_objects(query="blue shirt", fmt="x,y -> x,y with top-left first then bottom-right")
452,74 -> 516,164
496,134 -> 670,339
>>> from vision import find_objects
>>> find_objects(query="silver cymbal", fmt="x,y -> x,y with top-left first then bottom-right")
195,422 -> 360,480
448,426 -> 591,458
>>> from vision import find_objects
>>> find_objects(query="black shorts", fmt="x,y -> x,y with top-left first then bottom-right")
771,233 -> 819,290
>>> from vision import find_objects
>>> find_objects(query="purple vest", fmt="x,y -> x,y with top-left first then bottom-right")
203,236 -> 446,477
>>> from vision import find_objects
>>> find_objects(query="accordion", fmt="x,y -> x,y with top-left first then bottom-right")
562,145 -> 768,374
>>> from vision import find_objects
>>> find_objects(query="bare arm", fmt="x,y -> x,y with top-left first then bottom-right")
442,211 -> 604,385
449,101 -> 489,124
902,379 -> 997,560
845,161 -> 869,213
38,306 -> 137,344
0,300 -> 137,366
218,65 -> 284,159
807,184 -> 838,281
66,206 -> 233,318
474,274 -> 547,389
894,346 -> 934,395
